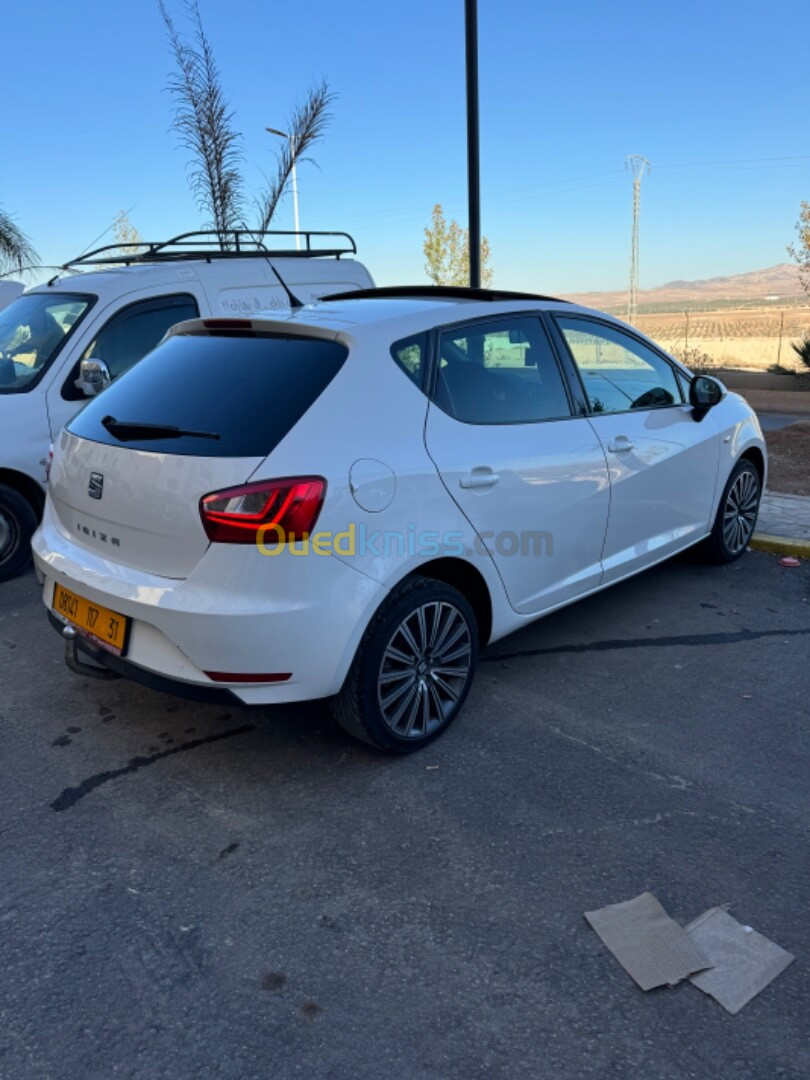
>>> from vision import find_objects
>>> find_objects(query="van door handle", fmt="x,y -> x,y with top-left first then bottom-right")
460,470 -> 500,490
608,436 -> 635,453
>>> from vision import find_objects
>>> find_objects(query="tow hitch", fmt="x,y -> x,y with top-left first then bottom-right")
62,625 -> 120,681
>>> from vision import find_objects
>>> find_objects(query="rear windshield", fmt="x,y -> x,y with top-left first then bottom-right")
67,332 -> 348,457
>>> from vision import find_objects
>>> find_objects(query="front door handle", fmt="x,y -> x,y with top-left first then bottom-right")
608,436 -> 635,453
460,470 -> 500,490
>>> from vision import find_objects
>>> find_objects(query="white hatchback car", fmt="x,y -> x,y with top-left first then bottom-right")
33,286 -> 766,752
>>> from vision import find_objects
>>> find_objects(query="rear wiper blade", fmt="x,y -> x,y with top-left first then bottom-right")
101,415 -> 220,442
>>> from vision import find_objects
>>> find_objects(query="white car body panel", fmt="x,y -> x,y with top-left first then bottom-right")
36,497 -> 386,702
0,391 -> 52,486
48,429 -> 265,578
425,406 -> 611,612
588,403 -> 722,583
0,281 -> 24,312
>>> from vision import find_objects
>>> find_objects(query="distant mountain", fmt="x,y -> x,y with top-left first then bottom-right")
563,263 -> 805,310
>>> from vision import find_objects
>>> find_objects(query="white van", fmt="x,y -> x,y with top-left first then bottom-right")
0,230 -> 374,581
0,281 -> 24,312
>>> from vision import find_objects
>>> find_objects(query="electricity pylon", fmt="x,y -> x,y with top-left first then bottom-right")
626,155 -> 650,323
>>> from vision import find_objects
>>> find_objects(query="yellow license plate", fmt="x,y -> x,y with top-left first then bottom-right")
52,584 -> 130,656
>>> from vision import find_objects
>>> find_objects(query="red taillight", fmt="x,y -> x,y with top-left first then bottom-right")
199,477 -> 326,544
44,444 -> 54,484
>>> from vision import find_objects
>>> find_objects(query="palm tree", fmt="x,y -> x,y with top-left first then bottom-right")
158,1 -> 333,242
159,0 -> 244,236
0,207 -> 38,275
257,80 -> 334,231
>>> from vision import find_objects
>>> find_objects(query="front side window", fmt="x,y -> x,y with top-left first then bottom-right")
434,317 -> 571,425
80,293 -> 199,383
0,292 -> 93,394
556,316 -> 683,414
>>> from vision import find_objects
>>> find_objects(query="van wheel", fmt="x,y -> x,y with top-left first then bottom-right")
702,459 -> 761,564
332,576 -> 479,753
0,484 -> 37,582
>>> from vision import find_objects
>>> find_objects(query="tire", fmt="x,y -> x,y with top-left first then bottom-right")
0,484 -> 38,583
332,575 -> 480,753
702,458 -> 761,564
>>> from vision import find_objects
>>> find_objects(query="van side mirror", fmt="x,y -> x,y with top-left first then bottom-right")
76,358 -> 112,397
690,375 -> 724,420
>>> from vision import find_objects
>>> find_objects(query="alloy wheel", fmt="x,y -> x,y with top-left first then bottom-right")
723,468 -> 759,555
377,601 -> 472,739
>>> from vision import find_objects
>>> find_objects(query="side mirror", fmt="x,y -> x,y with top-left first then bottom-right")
75,358 -> 112,397
690,374 -> 724,420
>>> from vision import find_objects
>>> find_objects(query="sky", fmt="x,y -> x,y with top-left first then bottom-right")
2,0 -> 808,293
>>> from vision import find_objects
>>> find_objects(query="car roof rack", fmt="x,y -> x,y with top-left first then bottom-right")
321,285 -> 569,304
63,229 -> 358,269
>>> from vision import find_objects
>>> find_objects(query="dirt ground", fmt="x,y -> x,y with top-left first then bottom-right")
765,421 -> 810,495
635,306 -> 810,373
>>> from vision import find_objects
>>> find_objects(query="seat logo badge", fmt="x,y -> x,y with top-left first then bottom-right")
88,472 -> 104,500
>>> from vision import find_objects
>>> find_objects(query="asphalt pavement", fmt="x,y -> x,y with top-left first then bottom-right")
1,552 -> 808,1079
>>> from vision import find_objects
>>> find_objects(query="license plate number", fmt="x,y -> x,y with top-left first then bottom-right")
52,584 -> 129,656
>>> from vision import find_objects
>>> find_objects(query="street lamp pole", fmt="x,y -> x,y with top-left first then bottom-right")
266,127 -> 301,251
465,0 -> 481,288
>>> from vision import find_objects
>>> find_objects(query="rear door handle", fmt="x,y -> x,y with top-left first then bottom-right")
608,437 -> 635,453
460,470 -> 500,490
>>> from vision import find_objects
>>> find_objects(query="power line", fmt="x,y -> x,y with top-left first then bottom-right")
656,154 -> 810,171
337,154 -> 808,231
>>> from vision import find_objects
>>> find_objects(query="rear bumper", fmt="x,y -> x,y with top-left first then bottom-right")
47,612 -> 240,704
34,499 -> 387,704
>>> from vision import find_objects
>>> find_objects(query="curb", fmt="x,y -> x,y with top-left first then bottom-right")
750,533 -> 810,558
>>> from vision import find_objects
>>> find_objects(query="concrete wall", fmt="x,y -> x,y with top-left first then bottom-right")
714,368 -> 809,392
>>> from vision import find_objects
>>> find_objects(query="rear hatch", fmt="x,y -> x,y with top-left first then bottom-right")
50,326 -> 348,578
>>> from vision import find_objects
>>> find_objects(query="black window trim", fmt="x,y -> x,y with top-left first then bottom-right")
421,310 -> 579,427
548,311 -> 693,417
0,291 -> 98,396
61,290 -> 200,400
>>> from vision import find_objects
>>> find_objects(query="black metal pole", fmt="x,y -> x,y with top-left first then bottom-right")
465,0 -> 481,288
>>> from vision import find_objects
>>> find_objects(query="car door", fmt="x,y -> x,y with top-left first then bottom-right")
551,314 -> 721,583
45,292 -> 200,441
423,314 -> 611,615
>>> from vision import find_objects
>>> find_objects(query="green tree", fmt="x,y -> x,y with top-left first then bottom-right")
787,200 -> 810,293
0,207 -> 38,275
158,1 -> 333,242
423,203 -> 493,287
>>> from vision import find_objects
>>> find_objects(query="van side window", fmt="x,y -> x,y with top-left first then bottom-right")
62,293 -> 199,400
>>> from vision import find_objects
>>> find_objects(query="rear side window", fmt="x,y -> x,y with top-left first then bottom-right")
67,333 -> 348,457
391,333 -> 426,387
435,317 -> 572,424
